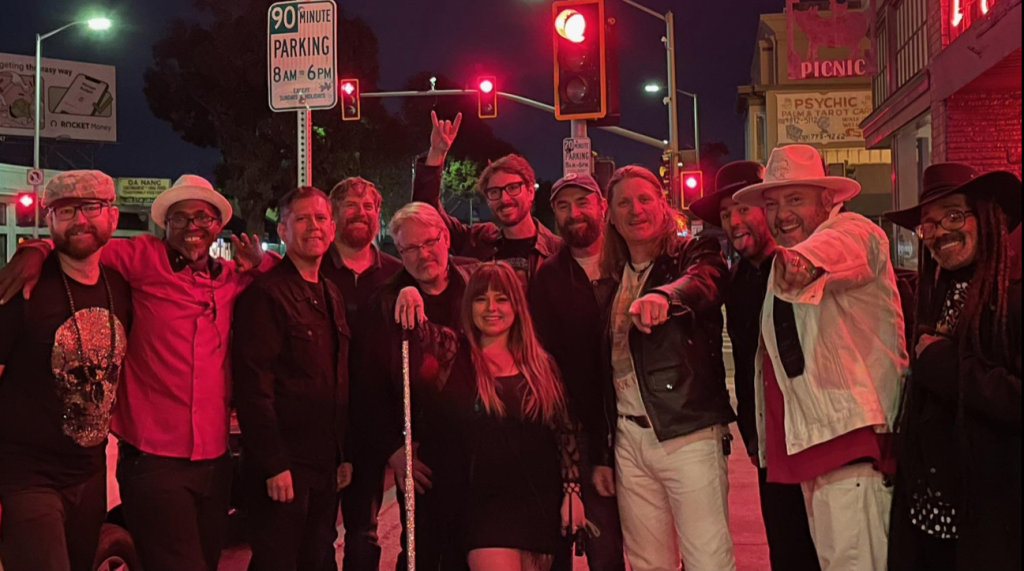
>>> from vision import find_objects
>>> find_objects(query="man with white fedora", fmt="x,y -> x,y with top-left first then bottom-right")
0,174 -> 273,571
734,145 -> 909,571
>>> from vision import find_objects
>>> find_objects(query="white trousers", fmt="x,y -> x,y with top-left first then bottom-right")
801,463 -> 893,571
615,420 -> 736,571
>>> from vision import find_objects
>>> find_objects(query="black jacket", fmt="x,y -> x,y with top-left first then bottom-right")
529,247 -> 618,464
726,256 -> 773,459
892,277 -> 1022,571
412,158 -> 561,282
232,257 -> 351,478
592,236 -> 735,466
358,259 -> 479,461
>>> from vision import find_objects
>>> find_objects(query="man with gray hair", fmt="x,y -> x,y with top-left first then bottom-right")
0,171 -> 132,571
358,202 -> 478,571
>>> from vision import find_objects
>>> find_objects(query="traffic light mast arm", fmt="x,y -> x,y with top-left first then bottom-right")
357,89 -> 666,150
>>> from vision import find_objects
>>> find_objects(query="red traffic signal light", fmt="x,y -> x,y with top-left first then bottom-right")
478,76 -> 498,119
553,0 -> 607,122
681,171 -> 704,209
16,192 -> 39,227
340,79 -> 360,121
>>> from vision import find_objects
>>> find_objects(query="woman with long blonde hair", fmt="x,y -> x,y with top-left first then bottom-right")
457,262 -> 584,571
394,261 -> 586,571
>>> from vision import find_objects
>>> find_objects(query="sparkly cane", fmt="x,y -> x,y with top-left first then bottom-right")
402,335 -> 416,571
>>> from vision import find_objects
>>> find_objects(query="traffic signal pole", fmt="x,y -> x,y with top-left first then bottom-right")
360,89 -> 667,150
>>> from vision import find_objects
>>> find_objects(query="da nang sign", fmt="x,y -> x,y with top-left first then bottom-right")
787,0 -> 877,81
267,0 -> 337,112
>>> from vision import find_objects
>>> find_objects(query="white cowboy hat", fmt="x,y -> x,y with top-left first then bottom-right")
151,175 -> 233,229
734,145 -> 862,207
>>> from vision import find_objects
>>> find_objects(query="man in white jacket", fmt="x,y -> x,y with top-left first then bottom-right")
735,145 -> 909,571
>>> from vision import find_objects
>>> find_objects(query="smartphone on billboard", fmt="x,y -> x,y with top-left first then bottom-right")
54,74 -> 109,116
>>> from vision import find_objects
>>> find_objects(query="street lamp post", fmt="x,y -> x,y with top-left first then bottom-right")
33,17 -> 111,238
618,0 -> 680,203
646,85 -> 701,177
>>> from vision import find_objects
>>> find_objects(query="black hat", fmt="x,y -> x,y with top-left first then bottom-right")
688,161 -> 766,227
884,163 -> 1021,231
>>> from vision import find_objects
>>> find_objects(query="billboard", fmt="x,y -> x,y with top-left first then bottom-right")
787,0 -> 877,81
777,91 -> 873,145
0,53 -> 117,143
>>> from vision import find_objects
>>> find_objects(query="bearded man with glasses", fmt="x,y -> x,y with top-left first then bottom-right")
0,174 -> 276,571
0,171 -> 132,571
411,112 -> 561,289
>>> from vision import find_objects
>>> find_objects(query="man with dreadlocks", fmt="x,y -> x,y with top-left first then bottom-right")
885,163 -> 1022,571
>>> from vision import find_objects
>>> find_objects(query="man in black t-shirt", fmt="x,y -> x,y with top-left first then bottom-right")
0,171 -> 132,571
411,112 -> 561,289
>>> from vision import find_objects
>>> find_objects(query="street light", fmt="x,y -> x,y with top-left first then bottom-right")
88,18 -> 112,31
33,16 -> 112,237
645,84 -> 701,173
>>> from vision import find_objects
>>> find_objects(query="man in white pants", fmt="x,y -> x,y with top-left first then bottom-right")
735,145 -> 908,571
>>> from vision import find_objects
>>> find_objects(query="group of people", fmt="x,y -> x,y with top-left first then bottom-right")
0,108 -> 1019,571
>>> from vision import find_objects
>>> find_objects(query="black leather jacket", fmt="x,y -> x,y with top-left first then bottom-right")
591,236 -> 735,466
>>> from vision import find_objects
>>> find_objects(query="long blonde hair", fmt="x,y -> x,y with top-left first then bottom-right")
600,165 -> 685,279
461,262 -> 566,423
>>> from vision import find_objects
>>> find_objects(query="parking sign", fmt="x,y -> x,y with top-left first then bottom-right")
267,0 -> 338,112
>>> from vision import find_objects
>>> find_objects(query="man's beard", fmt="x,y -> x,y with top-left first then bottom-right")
54,225 -> 110,260
339,217 -> 378,249
559,215 -> 602,249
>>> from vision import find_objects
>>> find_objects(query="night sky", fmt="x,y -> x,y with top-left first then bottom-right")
1,0 -> 784,185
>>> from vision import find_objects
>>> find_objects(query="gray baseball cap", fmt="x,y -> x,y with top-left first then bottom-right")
550,173 -> 603,203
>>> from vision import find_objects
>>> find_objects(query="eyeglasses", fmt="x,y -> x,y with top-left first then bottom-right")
483,181 -> 526,202
49,202 -> 111,222
167,213 -> 218,230
397,234 -> 443,258
916,210 -> 974,240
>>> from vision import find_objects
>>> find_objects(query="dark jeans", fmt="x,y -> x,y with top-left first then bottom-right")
330,454 -> 387,571
550,460 -> 626,571
758,467 -> 821,571
245,466 -> 339,571
0,471 -> 105,571
116,443 -> 232,571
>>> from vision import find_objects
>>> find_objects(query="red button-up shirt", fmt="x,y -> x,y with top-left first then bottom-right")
102,235 -> 275,461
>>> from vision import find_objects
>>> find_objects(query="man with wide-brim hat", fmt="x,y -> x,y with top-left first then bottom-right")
884,163 -> 1022,571
691,161 -> 822,571
734,144 -> 909,571
0,174 -> 274,571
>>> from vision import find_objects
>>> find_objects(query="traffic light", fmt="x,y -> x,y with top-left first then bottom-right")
16,192 -> 39,227
478,76 -> 498,119
659,152 -> 673,192
553,0 -> 607,121
681,171 -> 704,209
340,79 -> 360,121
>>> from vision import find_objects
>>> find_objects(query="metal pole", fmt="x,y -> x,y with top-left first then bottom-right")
693,93 -> 701,171
571,119 -> 588,141
401,338 -> 416,571
33,34 -> 42,239
666,12 -> 681,209
297,110 -> 311,187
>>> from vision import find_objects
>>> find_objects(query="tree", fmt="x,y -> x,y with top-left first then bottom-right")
144,0 -> 410,235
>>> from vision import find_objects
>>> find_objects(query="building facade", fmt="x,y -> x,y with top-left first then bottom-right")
738,10 -> 895,227
861,0 -> 1022,267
